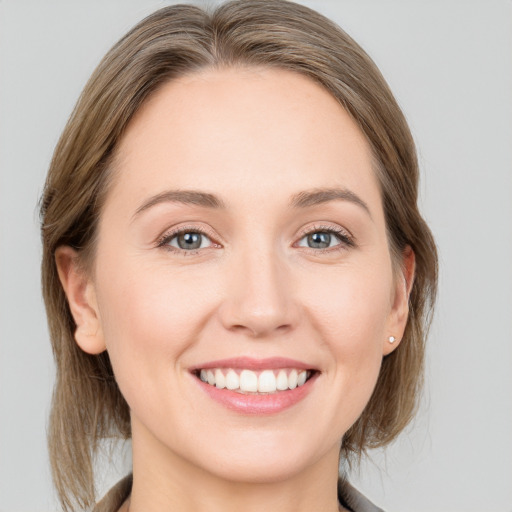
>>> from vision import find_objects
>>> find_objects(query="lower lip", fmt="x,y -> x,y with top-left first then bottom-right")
194,373 -> 318,415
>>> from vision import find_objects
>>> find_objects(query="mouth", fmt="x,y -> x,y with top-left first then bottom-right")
190,357 -> 319,414
194,367 -> 315,394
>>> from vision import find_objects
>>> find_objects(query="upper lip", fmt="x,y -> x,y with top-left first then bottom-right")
190,356 -> 317,372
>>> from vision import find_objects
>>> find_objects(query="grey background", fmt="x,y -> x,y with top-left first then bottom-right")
1,1 -> 511,511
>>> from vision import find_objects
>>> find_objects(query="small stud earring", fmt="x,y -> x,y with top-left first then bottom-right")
388,336 -> 396,343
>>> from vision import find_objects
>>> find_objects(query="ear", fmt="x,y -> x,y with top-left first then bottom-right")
55,246 -> 106,355
383,245 -> 415,356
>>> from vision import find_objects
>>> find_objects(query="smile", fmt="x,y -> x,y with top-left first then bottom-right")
191,357 -> 318,415
198,368 -> 311,394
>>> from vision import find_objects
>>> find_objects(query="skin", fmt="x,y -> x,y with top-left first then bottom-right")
57,67 -> 414,512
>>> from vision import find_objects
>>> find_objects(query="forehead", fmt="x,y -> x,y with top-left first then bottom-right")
110,66 -> 382,216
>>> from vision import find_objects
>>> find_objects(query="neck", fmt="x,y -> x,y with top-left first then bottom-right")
126,419 -> 343,512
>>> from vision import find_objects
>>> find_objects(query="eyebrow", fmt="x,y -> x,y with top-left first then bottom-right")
132,186 -> 371,220
133,190 -> 226,219
289,187 -> 371,217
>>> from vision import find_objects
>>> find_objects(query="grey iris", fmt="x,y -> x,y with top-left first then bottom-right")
178,232 -> 202,249
308,232 -> 331,249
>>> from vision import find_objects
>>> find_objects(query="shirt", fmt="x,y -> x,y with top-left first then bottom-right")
93,474 -> 385,512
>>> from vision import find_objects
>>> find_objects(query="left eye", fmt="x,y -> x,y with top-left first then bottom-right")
166,231 -> 212,250
297,231 -> 341,249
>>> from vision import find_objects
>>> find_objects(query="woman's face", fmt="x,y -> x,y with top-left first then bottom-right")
64,67 -> 411,483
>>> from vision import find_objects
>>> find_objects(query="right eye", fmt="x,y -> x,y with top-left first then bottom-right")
159,229 -> 215,253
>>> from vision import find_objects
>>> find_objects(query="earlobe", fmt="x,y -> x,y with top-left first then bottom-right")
383,246 -> 416,356
55,246 -> 106,355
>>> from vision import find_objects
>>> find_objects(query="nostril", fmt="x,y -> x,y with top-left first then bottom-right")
226,318 -> 294,339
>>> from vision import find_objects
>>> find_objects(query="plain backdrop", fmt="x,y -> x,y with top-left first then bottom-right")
1,1 -> 511,511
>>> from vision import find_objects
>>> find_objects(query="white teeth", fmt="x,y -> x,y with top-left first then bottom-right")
198,368 -> 311,393
225,369 -> 239,390
288,369 -> 298,389
258,370 -> 277,393
276,370 -> 288,391
240,370 -> 258,392
215,369 -> 226,389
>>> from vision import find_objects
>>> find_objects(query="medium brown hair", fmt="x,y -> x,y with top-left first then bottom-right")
40,1 -> 437,510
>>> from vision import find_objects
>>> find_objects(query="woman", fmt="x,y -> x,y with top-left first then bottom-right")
40,1 -> 437,511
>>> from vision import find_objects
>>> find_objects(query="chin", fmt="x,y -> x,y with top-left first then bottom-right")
171,425 -> 341,485
198,450 -> 321,485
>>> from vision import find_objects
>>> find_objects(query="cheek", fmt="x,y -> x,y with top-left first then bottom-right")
94,258 -> 216,390
301,263 -> 392,413
303,261 -> 392,346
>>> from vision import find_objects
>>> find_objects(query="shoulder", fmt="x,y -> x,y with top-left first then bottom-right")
338,478 -> 386,512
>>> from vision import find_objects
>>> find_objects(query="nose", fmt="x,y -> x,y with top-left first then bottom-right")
218,246 -> 300,339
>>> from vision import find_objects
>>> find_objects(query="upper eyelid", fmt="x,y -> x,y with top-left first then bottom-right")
297,223 -> 354,240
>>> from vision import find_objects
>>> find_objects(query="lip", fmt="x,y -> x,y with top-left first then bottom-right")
189,356 -> 316,372
190,357 -> 319,415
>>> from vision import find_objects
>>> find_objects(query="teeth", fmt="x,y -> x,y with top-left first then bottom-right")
276,370 -> 288,390
288,369 -> 298,389
240,370 -> 258,392
215,369 -> 226,389
225,369 -> 239,390
198,368 -> 310,393
258,370 -> 276,392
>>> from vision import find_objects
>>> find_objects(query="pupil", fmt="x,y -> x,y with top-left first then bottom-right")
178,232 -> 202,250
308,232 -> 331,249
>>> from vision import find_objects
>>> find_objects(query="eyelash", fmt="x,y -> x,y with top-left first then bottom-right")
156,224 -> 355,256
156,225 -> 220,256
295,224 -> 355,253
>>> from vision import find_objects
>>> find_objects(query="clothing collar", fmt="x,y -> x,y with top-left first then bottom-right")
93,473 -> 384,512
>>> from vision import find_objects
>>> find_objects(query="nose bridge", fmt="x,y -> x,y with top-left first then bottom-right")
220,238 -> 297,337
